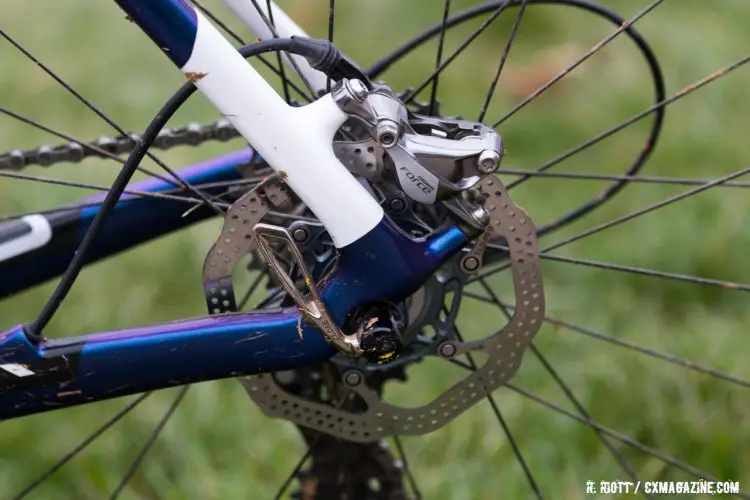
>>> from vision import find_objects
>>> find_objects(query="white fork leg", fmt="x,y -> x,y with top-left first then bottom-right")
183,12 -> 383,247
220,0 -> 329,94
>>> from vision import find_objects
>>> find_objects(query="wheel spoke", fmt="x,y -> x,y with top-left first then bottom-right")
192,0 -> 244,44
108,387 -> 189,500
191,0 -> 312,103
497,167 -> 750,189
507,383 -> 750,496
265,0 -> 291,103
466,293 -> 750,390
542,162 -> 750,254
248,0 -> 316,100
477,0 -> 528,123
271,394 -> 353,500
476,280 -> 647,494
0,201 -> 122,222
488,398 -> 543,498
450,314 -> 543,499
12,393 -> 151,499
0,176 -> 274,223
539,312 -> 750,390
404,3 -> 510,105
0,107 -> 174,185
446,357 -> 474,371
0,170 -> 222,209
474,162 -> 750,281
506,53 -> 750,191
530,344 -> 653,498
272,437 -> 320,500
428,0 -> 452,117
327,0 -> 336,93
492,0 -> 664,127
0,27 -> 225,216
393,435 -> 422,500
486,243 -> 750,292
237,264 -> 269,310
539,252 -> 750,291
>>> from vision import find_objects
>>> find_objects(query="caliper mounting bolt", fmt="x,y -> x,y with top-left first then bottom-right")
346,79 -> 369,101
376,119 -> 400,149
477,149 -> 501,174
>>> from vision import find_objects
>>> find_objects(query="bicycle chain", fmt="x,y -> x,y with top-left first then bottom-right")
0,92 -> 436,172
240,175 -> 545,442
0,119 -> 241,171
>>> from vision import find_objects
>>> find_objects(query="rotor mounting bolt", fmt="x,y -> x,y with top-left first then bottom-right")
461,255 -> 480,272
439,342 -> 457,358
376,119 -> 400,149
478,149 -> 500,174
472,206 -> 489,226
274,370 -> 296,385
344,370 -> 362,387
347,79 -> 369,101
292,227 -> 309,243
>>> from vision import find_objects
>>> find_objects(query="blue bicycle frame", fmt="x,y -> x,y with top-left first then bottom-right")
0,0 -> 471,420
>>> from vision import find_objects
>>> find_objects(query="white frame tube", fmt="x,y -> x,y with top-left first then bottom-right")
183,12 -> 383,247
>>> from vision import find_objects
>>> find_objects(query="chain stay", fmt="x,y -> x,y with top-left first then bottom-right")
240,175 -> 545,442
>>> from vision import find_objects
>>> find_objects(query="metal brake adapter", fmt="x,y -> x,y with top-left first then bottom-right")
252,223 -> 362,356
331,79 -> 504,205
202,174 -> 363,356
241,175 -> 546,442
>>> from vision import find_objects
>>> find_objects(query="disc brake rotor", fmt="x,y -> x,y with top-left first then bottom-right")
239,175 -> 544,442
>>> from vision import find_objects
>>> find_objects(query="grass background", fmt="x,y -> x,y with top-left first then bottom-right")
0,0 -> 749,498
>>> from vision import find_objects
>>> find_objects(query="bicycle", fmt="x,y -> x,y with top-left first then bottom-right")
0,0 -> 748,498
